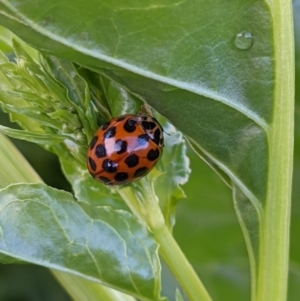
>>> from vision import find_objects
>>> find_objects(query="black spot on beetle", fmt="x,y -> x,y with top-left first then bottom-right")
147,148 -> 160,161
89,136 -> 98,150
137,134 -> 149,147
123,118 -> 137,133
101,121 -> 110,131
142,121 -> 156,131
88,157 -> 97,171
104,126 -> 116,139
124,154 -> 139,168
115,172 -> 129,182
114,139 -> 127,154
102,159 -> 118,173
134,167 -> 148,178
95,144 -> 106,158
153,128 -> 161,145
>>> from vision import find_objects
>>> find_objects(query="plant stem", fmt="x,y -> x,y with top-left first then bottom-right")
120,183 -> 212,301
154,225 -> 212,301
257,1 -> 294,300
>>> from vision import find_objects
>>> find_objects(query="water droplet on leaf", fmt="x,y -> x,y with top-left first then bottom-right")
232,31 -> 254,50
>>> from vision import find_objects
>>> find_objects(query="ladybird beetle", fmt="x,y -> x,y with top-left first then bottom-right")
87,113 -> 164,185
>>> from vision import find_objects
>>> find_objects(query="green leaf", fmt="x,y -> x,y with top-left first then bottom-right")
41,55 -> 97,141
0,42 -> 95,163
2,103 -> 63,129
98,75 -> 143,117
0,183 -> 165,301
0,125 -> 70,144
0,25 -> 13,53
0,49 -> 44,131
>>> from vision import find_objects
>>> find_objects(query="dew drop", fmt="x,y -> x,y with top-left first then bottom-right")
232,31 -> 254,50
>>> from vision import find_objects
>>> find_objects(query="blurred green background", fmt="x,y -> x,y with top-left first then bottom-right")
0,1 -> 299,301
